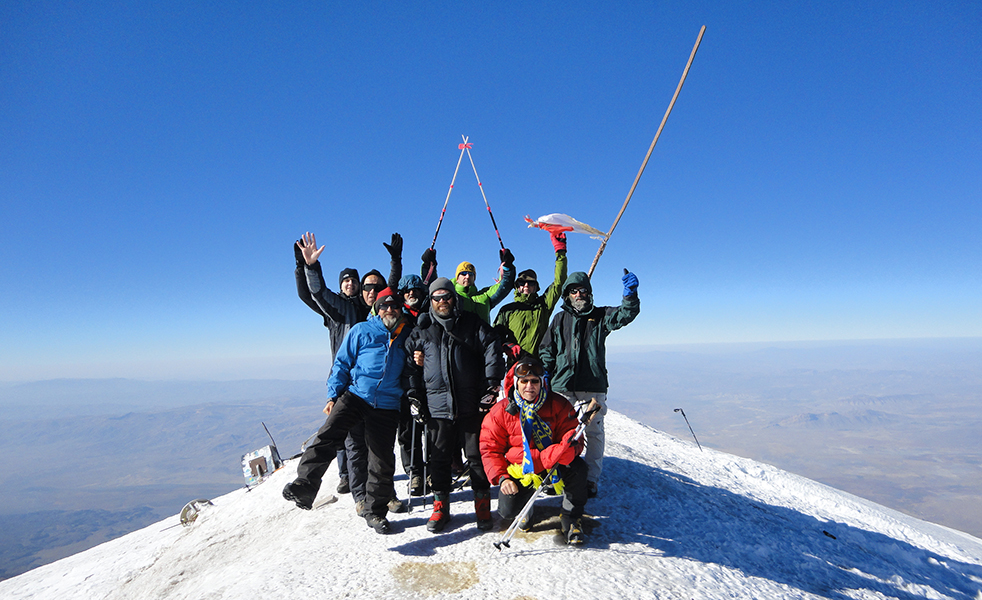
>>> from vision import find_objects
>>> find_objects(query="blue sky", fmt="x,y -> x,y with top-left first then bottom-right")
1,1 -> 979,380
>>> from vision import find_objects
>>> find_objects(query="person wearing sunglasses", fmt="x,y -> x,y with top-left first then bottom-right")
294,231 -> 406,511
404,277 -> 505,533
479,357 -> 590,544
417,246 -> 517,324
493,230 -> 569,359
539,269 -> 640,499
284,288 -> 412,535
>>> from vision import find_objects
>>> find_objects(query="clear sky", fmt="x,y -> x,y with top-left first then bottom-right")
1,1 -> 979,381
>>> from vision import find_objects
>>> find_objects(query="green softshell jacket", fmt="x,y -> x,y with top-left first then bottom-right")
539,271 -> 640,394
454,264 -> 516,323
492,252 -> 568,357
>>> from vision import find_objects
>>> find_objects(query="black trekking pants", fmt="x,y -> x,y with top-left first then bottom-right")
296,391 -> 400,518
426,413 -> 491,494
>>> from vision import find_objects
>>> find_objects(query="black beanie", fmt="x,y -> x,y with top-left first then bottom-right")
516,269 -> 538,285
338,268 -> 360,289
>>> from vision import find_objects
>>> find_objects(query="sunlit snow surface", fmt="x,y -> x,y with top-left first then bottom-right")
3,411 -> 981,599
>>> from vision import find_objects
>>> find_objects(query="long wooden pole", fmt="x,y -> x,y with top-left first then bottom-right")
588,25 -> 706,277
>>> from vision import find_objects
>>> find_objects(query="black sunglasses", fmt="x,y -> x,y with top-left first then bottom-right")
363,283 -> 385,293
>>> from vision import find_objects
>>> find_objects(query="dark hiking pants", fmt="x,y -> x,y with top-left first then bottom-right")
425,414 -> 491,494
296,391 -> 400,518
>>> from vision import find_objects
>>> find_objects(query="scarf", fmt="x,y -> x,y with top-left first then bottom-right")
505,386 -> 564,494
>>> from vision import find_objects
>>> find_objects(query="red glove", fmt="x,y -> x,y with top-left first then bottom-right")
554,428 -> 580,465
550,231 -> 567,253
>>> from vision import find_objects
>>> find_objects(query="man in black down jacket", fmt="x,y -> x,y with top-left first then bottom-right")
405,277 -> 504,533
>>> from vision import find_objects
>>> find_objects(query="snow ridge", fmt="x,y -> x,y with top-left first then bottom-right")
3,410 -> 981,600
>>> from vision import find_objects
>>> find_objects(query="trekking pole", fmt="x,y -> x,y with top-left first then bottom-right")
462,135 -> 506,251
494,399 -> 601,551
674,408 -> 703,451
588,25 -> 706,277
422,423 -> 430,512
407,417 -> 417,513
430,137 -> 470,250
451,460 -> 470,490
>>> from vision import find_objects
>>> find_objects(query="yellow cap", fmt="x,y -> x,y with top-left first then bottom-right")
456,261 -> 476,279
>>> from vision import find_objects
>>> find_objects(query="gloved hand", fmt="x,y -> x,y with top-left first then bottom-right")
556,428 -> 581,465
550,231 -> 567,254
408,391 -> 429,424
479,385 -> 500,413
421,247 -> 437,266
383,233 -> 403,259
499,248 -> 515,267
504,343 -> 523,361
622,271 -> 639,297
294,241 -> 305,267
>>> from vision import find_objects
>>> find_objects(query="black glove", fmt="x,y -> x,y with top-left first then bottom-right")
294,241 -> 305,267
421,247 -> 437,266
479,385 -> 500,413
499,248 -> 514,267
383,233 -> 403,259
408,391 -> 429,424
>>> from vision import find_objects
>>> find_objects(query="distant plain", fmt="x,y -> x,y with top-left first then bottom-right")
0,338 -> 979,580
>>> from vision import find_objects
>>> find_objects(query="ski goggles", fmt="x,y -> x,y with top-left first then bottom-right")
514,361 -> 544,379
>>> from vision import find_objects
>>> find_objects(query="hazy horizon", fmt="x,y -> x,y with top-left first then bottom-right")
2,337 -> 979,579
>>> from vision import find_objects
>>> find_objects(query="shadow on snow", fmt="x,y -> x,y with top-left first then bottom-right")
590,455 -> 982,599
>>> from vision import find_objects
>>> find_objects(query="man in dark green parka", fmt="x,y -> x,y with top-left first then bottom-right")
493,231 -> 568,358
539,269 -> 640,497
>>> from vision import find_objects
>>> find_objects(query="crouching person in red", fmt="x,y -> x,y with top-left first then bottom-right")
479,357 -> 590,544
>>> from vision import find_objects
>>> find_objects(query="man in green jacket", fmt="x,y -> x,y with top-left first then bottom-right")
452,248 -> 517,323
539,269 -> 640,497
493,231 -> 568,358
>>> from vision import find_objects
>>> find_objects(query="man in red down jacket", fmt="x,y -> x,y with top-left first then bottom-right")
479,357 -> 590,545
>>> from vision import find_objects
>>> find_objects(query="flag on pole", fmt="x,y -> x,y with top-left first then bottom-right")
525,213 -> 606,240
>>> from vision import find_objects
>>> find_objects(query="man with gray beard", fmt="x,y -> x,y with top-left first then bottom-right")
283,288 -> 411,534
539,270 -> 640,499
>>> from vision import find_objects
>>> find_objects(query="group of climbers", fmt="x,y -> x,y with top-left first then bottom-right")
284,224 -> 639,543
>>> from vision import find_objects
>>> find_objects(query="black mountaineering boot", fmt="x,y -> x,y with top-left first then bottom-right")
561,514 -> 585,545
283,478 -> 318,510
365,514 -> 391,534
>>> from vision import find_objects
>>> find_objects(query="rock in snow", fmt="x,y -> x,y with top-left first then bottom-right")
2,411 -> 981,599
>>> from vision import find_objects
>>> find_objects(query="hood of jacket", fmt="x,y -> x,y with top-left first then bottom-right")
560,271 -> 594,314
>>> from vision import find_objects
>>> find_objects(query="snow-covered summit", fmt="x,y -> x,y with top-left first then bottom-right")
3,411 -> 981,599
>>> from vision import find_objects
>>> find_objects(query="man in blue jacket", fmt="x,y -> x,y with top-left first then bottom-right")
283,288 -> 411,534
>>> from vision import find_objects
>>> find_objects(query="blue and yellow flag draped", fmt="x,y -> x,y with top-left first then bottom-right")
506,386 -> 565,494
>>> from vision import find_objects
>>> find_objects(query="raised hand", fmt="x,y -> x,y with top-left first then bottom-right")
383,232 -> 403,259
298,232 -> 325,266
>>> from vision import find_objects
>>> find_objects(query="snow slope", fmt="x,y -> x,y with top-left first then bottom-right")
3,411 -> 981,600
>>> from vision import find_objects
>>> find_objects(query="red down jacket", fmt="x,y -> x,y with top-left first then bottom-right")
480,385 -> 584,486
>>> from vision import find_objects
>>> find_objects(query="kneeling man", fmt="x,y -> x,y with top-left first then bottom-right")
479,357 -> 590,544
